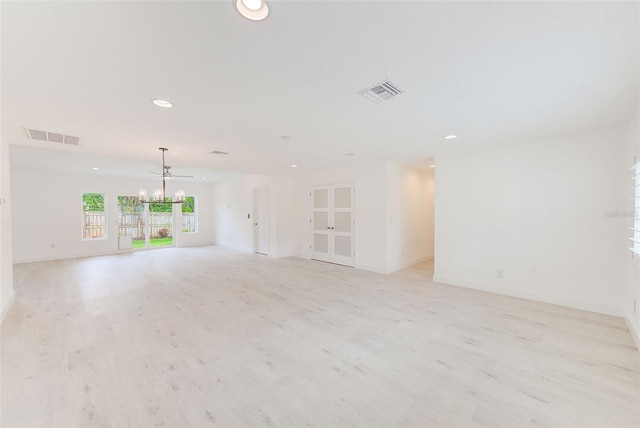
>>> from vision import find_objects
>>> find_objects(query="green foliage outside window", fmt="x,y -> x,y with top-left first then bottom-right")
150,199 -> 173,213
82,193 -> 105,212
117,196 -> 144,213
182,196 -> 195,213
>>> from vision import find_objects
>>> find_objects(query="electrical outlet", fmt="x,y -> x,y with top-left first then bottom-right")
496,269 -> 504,279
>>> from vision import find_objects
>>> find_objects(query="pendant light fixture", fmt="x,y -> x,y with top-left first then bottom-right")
139,148 -> 185,204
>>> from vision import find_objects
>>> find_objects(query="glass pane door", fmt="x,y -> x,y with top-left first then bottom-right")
118,196 -> 145,248
149,201 -> 174,247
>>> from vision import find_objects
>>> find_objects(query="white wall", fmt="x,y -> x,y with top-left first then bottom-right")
0,10 -> 15,320
434,124 -> 629,317
10,168 -> 214,263
214,162 -> 433,273
624,109 -> 640,347
386,163 -> 434,273
1,137 -> 15,322
212,173 -> 293,258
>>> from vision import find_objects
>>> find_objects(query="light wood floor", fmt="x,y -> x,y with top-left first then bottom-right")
2,246 -> 639,427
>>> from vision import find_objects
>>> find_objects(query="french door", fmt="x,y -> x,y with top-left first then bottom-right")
311,183 -> 355,267
117,196 -> 174,249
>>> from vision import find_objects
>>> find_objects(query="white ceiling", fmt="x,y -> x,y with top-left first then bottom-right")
2,1 -> 638,179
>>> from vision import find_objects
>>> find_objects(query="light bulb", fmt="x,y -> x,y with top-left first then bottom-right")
242,0 -> 262,11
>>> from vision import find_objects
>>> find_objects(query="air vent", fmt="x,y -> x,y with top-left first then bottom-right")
359,79 -> 404,103
23,127 -> 81,146
210,151 -> 229,156
63,135 -> 80,145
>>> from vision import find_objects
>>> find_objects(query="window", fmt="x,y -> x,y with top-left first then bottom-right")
182,196 -> 197,233
82,192 -> 106,240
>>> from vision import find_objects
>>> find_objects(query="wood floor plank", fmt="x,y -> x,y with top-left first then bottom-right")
2,246 -> 639,427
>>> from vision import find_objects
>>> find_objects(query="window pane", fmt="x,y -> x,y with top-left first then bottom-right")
82,192 -> 106,239
334,235 -> 351,257
314,189 -> 328,209
314,234 -> 329,253
334,187 -> 352,209
182,196 -> 197,233
313,212 -> 329,231
149,200 -> 173,246
118,196 -> 145,247
334,212 -> 351,232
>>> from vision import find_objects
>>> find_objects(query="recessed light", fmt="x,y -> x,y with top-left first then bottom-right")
236,0 -> 268,21
152,99 -> 173,108
444,134 -> 458,140
429,165 -> 435,168
290,164 -> 298,168
202,177 -> 207,180
92,167 -> 100,170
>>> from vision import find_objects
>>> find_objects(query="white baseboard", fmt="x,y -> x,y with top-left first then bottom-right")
355,263 -> 387,274
386,254 -> 433,274
432,274 -> 621,317
292,251 -> 309,259
624,317 -> 640,352
217,243 -> 252,253
15,242 -> 219,264
178,240 -> 214,248
13,249 -> 115,264
1,290 -> 15,324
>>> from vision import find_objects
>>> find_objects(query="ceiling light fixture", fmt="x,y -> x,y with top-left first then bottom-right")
429,164 -> 435,168
236,0 -> 268,21
290,164 -> 298,168
139,148 -> 185,204
152,99 -> 173,108
92,167 -> 100,170
444,134 -> 458,140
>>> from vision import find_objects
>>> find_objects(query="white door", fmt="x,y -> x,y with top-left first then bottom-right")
253,189 -> 269,255
311,184 -> 355,267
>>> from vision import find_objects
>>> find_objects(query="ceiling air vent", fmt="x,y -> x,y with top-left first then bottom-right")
210,150 -> 229,156
360,79 -> 404,103
23,127 -> 81,146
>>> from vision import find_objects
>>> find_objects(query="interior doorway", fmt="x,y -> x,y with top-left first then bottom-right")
253,188 -> 269,255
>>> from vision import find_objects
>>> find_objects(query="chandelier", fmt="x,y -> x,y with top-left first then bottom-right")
139,148 -> 185,204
